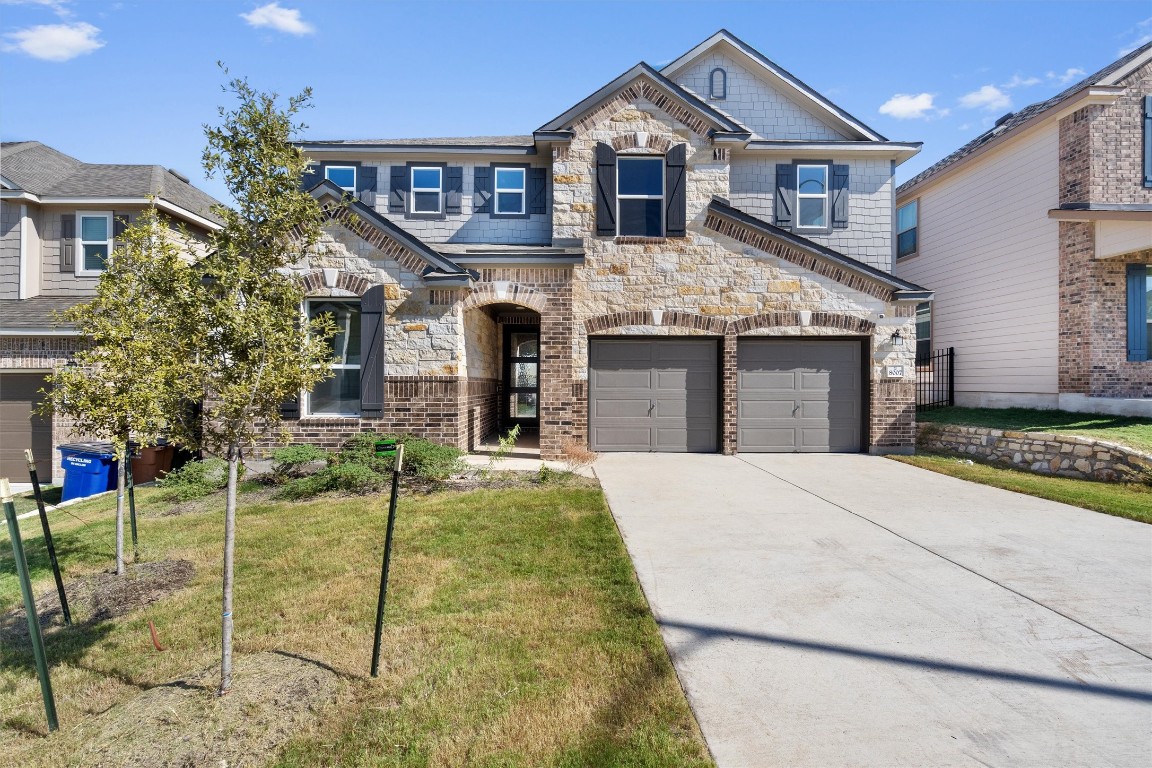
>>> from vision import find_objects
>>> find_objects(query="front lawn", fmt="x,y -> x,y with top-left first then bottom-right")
1,480 -> 712,767
890,453 -> 1152,524
918,407 -> 1152,454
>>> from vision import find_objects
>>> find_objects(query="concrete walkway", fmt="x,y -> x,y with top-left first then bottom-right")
595,453 -> 1152,767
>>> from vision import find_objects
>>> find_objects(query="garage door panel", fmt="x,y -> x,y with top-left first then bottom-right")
590,339 -> 718,453
738,339 -> 862,453
1,373 -> 53,478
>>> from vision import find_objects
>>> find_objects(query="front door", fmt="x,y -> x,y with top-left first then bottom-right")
503,325 -> 540,433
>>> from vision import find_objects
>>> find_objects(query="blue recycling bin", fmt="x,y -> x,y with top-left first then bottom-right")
58,442 -> 118,502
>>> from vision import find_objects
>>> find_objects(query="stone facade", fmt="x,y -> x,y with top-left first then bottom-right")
917,422 -> 1152,483
1056,59 -> 1152,400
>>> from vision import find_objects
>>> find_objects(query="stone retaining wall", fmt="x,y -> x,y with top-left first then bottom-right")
917,423 -> 1152,483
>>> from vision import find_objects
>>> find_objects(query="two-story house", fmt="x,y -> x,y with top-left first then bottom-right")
0,141 -> 223,482
895,42 -> 1152,417
274,29 -> 931,460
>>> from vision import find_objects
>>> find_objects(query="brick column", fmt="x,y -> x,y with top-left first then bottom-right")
721,328 -> 739,454
538,280 -> 574,460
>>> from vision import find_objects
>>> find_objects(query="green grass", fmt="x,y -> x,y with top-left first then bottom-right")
890,453 -> 1152,524
1,483 -> 712,767
918,407 -> 1152,454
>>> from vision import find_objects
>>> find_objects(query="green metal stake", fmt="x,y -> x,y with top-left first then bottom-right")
24,450 -> 70,626
371,443 -> 404,678
2,477 -> 60,732
127,449 -> 138,562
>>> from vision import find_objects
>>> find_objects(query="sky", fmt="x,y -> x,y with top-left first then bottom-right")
2,0 -> 1150,205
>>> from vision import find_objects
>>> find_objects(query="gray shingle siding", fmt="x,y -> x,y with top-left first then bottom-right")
0,201 -> 20,300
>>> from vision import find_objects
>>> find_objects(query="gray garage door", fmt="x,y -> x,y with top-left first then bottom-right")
589,338 -> 718,452
1,373 -> 53,479
737,339 -> 863,452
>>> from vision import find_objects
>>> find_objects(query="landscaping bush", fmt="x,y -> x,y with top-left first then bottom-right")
157,458 -> 231,501
276,462 -> 386,500
269,444 -> 329,483
398,438 -> 465,481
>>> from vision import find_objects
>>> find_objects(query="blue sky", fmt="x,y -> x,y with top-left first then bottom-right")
2,0 -> 1149,205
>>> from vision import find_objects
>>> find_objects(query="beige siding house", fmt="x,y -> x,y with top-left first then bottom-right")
895,43 -> 1152,416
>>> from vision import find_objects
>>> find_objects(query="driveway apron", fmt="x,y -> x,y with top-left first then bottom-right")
595,453 -> 1152,768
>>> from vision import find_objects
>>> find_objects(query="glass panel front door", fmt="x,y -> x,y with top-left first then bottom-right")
503,324 -> 540,432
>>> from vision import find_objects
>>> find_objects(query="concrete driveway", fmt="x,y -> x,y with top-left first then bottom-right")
595,453 -> 1152,767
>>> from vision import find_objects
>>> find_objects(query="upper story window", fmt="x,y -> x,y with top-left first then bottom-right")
494,167 -> 526,215
305,298 -> 362,415
709,67 -> 727,100
796,165 -> 828,229
324,165 -> 357,192
1126,264 -> 1151,362
77,212 -> 112,276
411,167 -> 442,214
897,200 -> 919,259
617,156 -> 664,237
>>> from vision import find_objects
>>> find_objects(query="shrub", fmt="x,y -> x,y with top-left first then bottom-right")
270,444 -> 329,483
276,461 -> 386,500
399,438 -> 464,481
157,458 -> 231,501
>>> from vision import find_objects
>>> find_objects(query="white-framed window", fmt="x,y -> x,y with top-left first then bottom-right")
796,165 -> 829,229
617,156 -> 664,237
494,167 -> 526,215
76,212 -> 112,276
410,166 -> 442,214
897,200 -> 919,259
304,298 -> 362,416
324,165 -> 357,192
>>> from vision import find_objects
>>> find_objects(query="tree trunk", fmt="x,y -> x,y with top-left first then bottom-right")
218,442 -> 240,695
115,440 -> 126,576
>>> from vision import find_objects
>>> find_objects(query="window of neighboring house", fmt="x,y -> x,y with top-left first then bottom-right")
617,156 -> 664,237
411,167 -> 442,214
915,301 -> 932,365
796,165 -> 829,229
494,167 -> 526,215
76,212 -> 112,276
1127,264 -> 1152,362
305,299 -> 362,415
897,200 -> 919,259
325,165 -> 357,192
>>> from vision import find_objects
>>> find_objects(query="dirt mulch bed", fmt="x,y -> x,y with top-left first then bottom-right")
0,559 -> 194,642
70,651 -> 345,768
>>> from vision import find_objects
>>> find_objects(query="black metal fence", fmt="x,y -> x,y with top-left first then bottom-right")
916,347 -> 954,412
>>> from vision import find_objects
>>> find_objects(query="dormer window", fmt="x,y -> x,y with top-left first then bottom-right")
709,67 -> 727,100
324,165 -> 357,192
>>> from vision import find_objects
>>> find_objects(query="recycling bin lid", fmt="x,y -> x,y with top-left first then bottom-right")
58,441 -> 118,457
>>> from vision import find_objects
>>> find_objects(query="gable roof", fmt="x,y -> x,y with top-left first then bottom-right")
1,141 -> 223,226
535,61 -> 752,139
661,30 -> 887,142
899,41 -> 1152,196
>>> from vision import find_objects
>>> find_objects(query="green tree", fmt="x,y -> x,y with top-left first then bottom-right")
198,72 -> 335,694
44,207 -> 203,575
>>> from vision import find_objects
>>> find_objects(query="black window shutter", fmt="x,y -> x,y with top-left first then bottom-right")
1144,96 -> 1152,188
831,164 -> 849,229
360,284 -> 387,416
474,166 -> 492,213
595,142 -> 617,236
112,212 -> 129,239
529,167 -> 547,214
357,165 -> 378,208
445,166 -> 463,214
279,397 -> 300,420
60,214 -> 75,272
775,164 -> 797,228
1127,264 -> 1149,361
389,166 -> 407,213
665,143 -> 687,237
300,162 -> 321,192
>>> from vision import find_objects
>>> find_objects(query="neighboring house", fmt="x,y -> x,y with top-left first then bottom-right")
0,141 -> 223,482
895,43 -> 1152,417
282,29 -> 931,460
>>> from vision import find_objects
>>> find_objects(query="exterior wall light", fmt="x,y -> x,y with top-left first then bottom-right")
890,329 -> 904,346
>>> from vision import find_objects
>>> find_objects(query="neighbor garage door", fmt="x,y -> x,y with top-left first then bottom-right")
1,373 -> 53,479
737,339 -> 863,452
589,338 -> 718,452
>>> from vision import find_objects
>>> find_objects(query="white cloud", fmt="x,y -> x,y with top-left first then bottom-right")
959,84 -> 1011,112
1001,74 -> 1041,89
241,2 -> 314,36
878,92 -> 937,120
1046,67 -> 1086,85
2,21 -> 102,61
0,0 -> 73,17
1118,16 -> 1152,56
